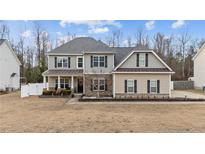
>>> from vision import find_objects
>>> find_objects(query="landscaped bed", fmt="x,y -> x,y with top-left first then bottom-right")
79,97 -> 205,102
40,89 -> 73,98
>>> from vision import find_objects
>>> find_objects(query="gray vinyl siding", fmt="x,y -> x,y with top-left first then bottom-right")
120,53 -> 165,68
48,55 -> 79,69
84,54 -> 114,74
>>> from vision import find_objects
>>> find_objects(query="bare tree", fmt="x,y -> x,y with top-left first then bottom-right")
178,31 -> 191,79
127,36 -> 132,47
0,24 -> 10,39
34,23 -> 42,66
135,28 -> 149,49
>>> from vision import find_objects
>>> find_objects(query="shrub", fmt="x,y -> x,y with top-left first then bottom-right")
42,90 -> 53,95
61,89 -> 71,96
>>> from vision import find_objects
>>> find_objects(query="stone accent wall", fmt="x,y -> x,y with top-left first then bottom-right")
115,93 -> 169,99
84,74 -> 113,97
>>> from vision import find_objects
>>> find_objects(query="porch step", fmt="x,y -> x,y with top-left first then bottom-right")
73,93 -> 83,98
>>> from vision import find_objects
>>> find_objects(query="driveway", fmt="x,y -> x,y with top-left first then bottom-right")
171,90 -> 205,99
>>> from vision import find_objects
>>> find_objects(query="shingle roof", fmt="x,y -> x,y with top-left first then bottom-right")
49,37 -> 113,54
42,69 -> 83,76
0,39 -> 6,46
113,47 -> 135,66
114,68 -> 172,72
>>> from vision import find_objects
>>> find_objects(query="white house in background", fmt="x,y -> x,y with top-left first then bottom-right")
0,39 -> 21,91
192,43 -> 205,89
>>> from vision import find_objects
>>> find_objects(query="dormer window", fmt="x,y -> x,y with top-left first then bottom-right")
139,53 -> 145,67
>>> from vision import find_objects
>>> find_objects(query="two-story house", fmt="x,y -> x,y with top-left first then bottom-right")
42,37 -> 174,98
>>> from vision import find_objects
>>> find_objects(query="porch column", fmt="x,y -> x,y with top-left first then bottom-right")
47,77 -> 49,90
71,76 -> 74,91
43,76 -> 46,88
58,76 -> 60,89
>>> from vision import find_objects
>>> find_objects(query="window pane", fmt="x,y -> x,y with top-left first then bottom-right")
139,54 -> 145,67
99,80 -> 105,90
128,87 -> 134,92
127,80 -> 134,92
93,56 -> 99,67
93,80 -> 98,90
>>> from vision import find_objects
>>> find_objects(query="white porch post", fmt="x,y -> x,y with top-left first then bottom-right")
58,76 -> 60,89
47,76 -> 49,90
71,76 -> 74,91
43,76 -> 46,88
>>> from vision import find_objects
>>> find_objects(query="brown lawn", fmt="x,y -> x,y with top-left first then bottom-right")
1,92 -> 205,133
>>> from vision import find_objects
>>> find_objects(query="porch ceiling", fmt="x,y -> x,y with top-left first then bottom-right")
43,69 -> 83,76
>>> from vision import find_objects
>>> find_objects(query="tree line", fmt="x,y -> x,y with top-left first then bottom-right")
0,24 -> 204,83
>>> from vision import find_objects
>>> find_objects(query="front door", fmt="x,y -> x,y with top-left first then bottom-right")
77,78 -> 83,93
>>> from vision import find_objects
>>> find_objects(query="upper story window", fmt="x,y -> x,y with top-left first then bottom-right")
92,55 -> 106,67
139,53 -> 145,67
57,57 -> 68,68
77,57 -> 83,68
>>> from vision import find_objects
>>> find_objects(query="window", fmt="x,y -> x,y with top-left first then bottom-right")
150,80 -> 157,93
60,78 -> 69,89
93,79 -> 98,91
139,53 -> 145,67
93,56 -> 99,67
93,56 -> 105,67
77,57 -> 83,68
99,79 -> 105,91
127,80 -> 134,93
99,56 -> 105,67
92,79 -> 106,91
57,57 -> 68,68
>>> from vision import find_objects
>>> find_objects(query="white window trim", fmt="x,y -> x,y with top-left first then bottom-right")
150,80 -> 157,94
99,79 -> 105,91
57,56 -> 69,68
92,78 -> 106,91
127,79 -> 135,93
92,55 -> 105,67
76,56 -> 83,69
92,78 -> 99,91
56,78 -> 69,89
139,53 -> 146,67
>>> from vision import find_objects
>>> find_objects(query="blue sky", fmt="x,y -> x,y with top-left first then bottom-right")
1,20 -> 205,46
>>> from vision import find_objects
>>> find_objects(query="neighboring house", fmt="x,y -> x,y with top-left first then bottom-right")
192,43 -> 205,89
42,37 -> 174,98
0,39 -> 21,91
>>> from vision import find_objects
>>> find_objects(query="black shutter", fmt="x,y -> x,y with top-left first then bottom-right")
145,53 -> 148,67
157,80 -> 160,93
91,56 -> 93,67
105,56 -> 107,68
105,79 -> 107,91
136,53 -> 139,67
90,79 -> 93,91
125,80 -> 127,93
68,57 -> 70,68
134,80 -> 137,93
55,57 -> 57,68
147,80 -> 150,93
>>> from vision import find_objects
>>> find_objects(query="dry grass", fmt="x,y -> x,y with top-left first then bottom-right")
1,92 -> 205,133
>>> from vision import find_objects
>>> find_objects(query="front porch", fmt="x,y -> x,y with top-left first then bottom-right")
42,69 -> 84,94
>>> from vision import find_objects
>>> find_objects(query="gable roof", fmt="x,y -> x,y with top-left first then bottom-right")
114,50 -> 174,73
0,39 -> 21,65
193,42 -> 205,60
48,37 -> 113,55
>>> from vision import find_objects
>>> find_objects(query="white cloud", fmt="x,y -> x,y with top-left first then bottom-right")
145,20 -> 155,30
21,30 -> 32,38
171,20 -> 185,29
56,31 -> 62,36
88,27 -> 109,34
59,20 -> 121,28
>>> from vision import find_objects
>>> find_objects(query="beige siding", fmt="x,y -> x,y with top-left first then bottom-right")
84,53 -> 114,74
120,52 -> 165,68
48,55 -> 80,69
114,73 -> 170,94
194,46 -> 205,88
